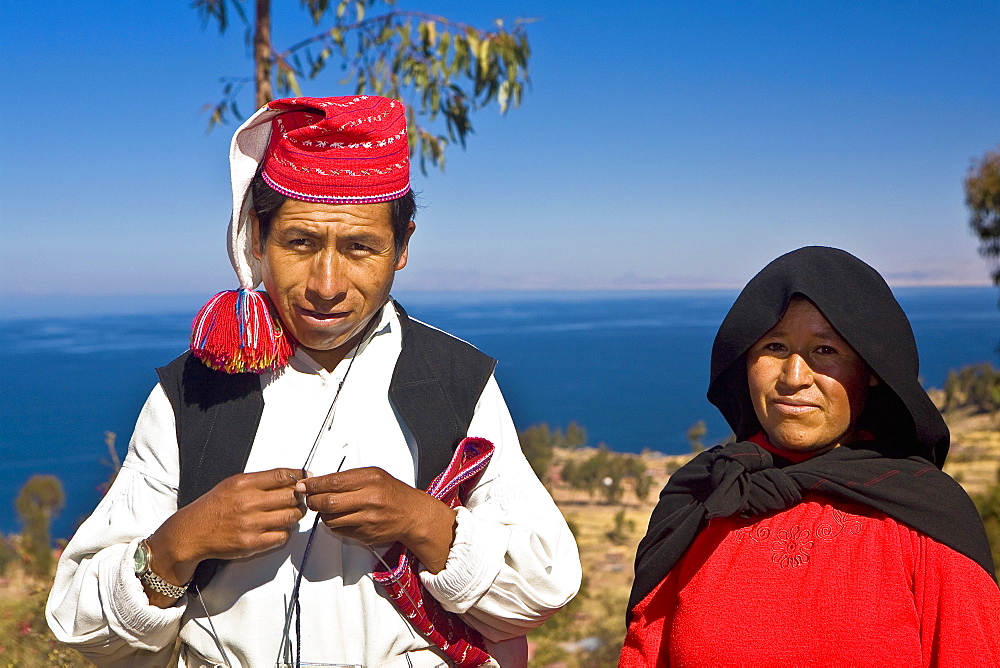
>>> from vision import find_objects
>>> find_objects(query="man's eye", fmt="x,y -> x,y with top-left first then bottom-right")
288,238 -> 311,247
348,243 -> 373,253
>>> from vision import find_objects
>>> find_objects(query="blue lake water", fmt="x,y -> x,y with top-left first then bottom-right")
1,287 -> 997,539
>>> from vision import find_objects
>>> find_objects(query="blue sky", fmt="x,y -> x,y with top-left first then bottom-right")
4,1 -> 1000,296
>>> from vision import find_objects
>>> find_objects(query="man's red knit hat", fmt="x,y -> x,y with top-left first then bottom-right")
261,96 -> 410,204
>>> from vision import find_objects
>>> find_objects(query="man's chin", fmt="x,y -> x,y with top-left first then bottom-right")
293,321 -> 371,356
285,303 -> 387,361
295,333 -> 354,355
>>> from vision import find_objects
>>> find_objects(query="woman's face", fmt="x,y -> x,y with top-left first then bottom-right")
746,298 -> 877,455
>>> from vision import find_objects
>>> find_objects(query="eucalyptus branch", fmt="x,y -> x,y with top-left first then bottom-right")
197,0 -> 533,172
280,10 -> 512,57
204,77 -> 253,129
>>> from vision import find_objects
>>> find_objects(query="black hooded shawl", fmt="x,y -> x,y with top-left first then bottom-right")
628,246 -> 995,620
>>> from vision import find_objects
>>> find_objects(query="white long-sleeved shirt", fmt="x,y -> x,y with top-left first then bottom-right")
46,305 -> 581,667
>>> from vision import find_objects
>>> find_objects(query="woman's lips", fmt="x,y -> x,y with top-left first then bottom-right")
772,399 -> 819,415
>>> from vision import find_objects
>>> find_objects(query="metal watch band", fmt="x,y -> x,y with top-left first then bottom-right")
141,569 -> 189,599
137,539 -> 189,599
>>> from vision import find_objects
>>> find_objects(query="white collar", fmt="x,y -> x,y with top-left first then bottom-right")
285,301 -> 399,380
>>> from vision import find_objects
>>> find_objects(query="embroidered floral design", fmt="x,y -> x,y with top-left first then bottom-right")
770,525 -> 814,568
733,524 -> 771,543
815,508 -> 863,540
729,506 -> 867,569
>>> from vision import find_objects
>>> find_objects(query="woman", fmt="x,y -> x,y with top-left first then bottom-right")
621,246 -> 1000,666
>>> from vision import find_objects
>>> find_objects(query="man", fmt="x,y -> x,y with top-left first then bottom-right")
47,96 -> 581,667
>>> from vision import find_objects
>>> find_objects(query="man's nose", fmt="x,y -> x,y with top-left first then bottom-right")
307,248 -> 348,302
778,353 -> 813,390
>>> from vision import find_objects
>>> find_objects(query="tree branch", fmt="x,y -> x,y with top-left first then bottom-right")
279,10 -> 527,59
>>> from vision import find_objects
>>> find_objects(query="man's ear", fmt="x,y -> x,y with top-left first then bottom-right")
250,211 -> 262,261
394,221 -> 416,271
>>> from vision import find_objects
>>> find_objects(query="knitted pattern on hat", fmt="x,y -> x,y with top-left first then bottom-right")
262,96 -> 410,204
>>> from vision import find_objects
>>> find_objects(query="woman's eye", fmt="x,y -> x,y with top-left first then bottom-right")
815,345 -> 838,355
762,342 -> 786,353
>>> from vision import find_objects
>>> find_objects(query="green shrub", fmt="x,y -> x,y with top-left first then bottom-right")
974,482 -> 1000,580
16,475 -> 65,578
943,363 -> 1000,413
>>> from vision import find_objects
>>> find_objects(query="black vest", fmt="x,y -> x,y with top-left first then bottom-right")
155,303 -> 496,590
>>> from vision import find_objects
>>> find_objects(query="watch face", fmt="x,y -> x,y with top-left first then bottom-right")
133,542 -> 149,575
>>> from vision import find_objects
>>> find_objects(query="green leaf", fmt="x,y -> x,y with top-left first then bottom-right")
286,69 -> 303,96
438,31 -> 450,59
466,32 -> 480,64
426,20 -> 437,48
476,39 -> 490,79
497,80 -> 510,114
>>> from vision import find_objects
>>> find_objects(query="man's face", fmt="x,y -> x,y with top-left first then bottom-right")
251,198 -> 414,371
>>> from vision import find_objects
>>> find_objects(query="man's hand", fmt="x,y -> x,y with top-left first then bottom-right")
143,468 -> 306,607
295,468 -> 457,573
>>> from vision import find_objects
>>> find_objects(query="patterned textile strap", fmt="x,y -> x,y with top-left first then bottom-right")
372,437 -> 496,667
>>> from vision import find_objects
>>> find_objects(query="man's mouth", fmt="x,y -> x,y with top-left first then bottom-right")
297,306 -> 350,321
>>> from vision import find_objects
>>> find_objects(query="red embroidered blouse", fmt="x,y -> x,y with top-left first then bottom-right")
620,494 -> 1000,667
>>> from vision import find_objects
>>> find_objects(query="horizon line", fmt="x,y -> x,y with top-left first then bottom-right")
1,279 -> 995,300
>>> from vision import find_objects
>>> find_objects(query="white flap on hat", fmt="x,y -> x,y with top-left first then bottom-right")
226,105 -> 282,289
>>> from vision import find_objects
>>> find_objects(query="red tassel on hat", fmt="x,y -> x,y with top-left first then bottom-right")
190,289 -> 295,374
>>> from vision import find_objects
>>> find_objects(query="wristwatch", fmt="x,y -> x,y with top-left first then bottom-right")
133,539 -> 188,599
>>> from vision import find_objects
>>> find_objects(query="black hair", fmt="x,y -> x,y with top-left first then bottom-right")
249,171 -> 417,257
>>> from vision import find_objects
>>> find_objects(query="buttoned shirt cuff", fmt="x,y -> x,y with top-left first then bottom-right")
419,507 -> 510,613
98,537 -> 186,652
